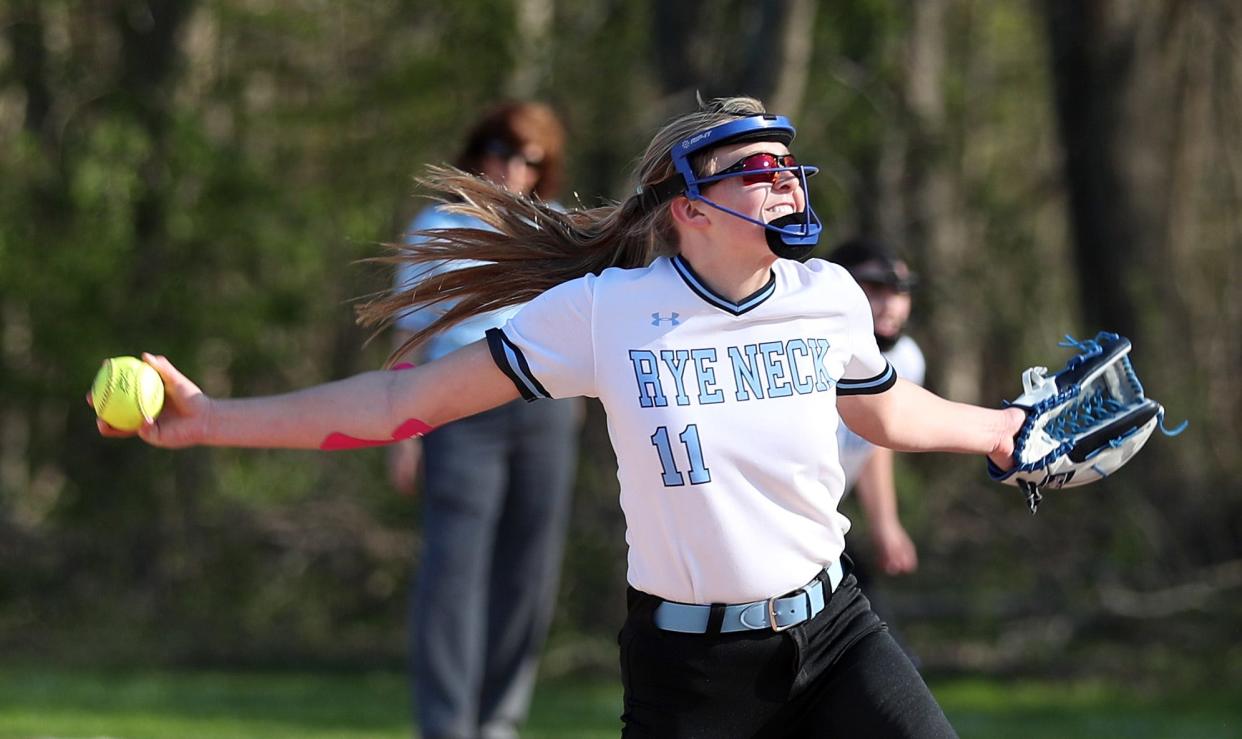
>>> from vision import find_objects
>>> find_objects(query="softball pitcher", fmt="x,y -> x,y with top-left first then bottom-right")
95,96 -> 1025,738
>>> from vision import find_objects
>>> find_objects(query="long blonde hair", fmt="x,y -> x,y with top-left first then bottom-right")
358,97 -> 769,364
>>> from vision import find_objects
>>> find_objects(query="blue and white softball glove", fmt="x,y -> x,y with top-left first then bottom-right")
988,332 -> 1186,513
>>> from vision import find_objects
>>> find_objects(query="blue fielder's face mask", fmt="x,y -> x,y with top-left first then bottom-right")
637,114 -> 823,260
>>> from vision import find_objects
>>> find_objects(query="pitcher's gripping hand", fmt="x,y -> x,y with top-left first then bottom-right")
91,353 -> 210,448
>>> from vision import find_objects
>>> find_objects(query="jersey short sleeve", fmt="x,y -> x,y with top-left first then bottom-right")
835,274 -> 896,396
486,274 -> 597,400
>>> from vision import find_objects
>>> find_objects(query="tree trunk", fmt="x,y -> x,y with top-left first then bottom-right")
111,0 -> 196,275
1042,0 -> 1142,341
6,0 -> 53,141
902,0 -> 981,404
509,0 -> 555,97
651,0 -> 815,116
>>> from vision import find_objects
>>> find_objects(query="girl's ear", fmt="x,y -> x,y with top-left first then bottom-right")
669,196 -> 711,229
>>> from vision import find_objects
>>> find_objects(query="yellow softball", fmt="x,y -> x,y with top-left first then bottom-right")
91,356 -> 165,431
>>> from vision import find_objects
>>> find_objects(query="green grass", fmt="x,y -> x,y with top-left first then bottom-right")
0,666 -> 1237,738
937,679 -> 1239,739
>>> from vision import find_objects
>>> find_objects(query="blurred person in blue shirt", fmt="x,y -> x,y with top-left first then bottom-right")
389,101 -> 581,739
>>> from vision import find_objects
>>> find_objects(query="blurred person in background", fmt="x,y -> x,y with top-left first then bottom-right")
830,237 -> 925,665
388,101 -> 582,739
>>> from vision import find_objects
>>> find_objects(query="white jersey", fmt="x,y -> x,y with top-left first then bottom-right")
487,255 -> 894,604
836,336 -> 926,487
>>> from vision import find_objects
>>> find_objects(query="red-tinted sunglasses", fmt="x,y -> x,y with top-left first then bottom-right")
712,152 -> 802,185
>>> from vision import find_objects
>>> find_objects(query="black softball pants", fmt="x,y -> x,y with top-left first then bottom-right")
618,568 -> 957,738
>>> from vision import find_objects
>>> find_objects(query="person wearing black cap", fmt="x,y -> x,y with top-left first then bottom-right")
829,238 -> 927,667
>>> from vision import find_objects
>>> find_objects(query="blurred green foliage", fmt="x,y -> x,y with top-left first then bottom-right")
0,0 -> 1238,684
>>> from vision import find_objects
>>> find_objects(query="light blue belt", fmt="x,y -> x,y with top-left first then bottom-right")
652,559 -> 844,634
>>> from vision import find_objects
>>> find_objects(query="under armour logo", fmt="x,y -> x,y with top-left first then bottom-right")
651,312 -> 680,326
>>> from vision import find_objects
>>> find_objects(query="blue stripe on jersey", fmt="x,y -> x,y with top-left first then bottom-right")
485,328 -> 550,401
837,362 -> 897,395
672,255 -> 776,316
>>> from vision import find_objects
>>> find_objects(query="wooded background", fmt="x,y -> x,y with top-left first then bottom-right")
1,0 -> 1239,685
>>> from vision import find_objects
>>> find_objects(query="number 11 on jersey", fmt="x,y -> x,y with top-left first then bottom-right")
650,424 -> 712,487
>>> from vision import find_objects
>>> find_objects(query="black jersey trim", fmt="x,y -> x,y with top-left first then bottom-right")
485,328 -> 550,402
837,362 -> 897,396
671,255 -> 776,316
